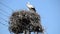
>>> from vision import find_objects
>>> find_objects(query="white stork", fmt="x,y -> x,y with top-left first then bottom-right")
26,2 -> 36,12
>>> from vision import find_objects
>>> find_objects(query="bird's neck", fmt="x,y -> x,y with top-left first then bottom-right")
30,10 -> 36,13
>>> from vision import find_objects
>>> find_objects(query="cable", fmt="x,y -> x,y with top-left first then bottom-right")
0,2 -> 14,11
0,17 -> 9,27
0,22 -> 8,27
0,11 -> 9,17
0,17 -> 8,22
0,9 -> 10,15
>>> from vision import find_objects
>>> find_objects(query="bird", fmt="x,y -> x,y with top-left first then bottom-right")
26,2 -> 36,12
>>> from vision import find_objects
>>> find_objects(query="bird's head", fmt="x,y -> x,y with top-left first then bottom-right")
26,2 -> 36,12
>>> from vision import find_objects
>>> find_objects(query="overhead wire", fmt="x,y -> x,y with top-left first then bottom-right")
0,9 -> 10,15
0,17 -> 8,23
0,2 -> 14,11
0,10 -> 9,17
0,12 -> 8,26
0,9 -> 10,27
0,9 -> 9,27
0,14 -> 9,27
0,8 -> 12,27
0,9 -> 10,17
0,22 -> 8,27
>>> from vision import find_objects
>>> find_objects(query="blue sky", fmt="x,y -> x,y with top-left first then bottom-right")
0,0 -> 60,34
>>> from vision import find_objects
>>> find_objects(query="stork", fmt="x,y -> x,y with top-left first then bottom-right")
26,2 -> 36,12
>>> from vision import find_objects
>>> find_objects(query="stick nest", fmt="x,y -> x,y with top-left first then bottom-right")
9,10 -> 43,33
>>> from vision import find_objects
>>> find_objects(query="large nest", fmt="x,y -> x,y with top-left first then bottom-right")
9,10 -> 43,33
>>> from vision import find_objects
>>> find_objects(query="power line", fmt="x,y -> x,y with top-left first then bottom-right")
0,9 -> 10,15
0,11 -> 9,17
0,2 -> 14,11
0,17 -> 8,22
0,22 -> 8,27
0,17 -> 8,27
